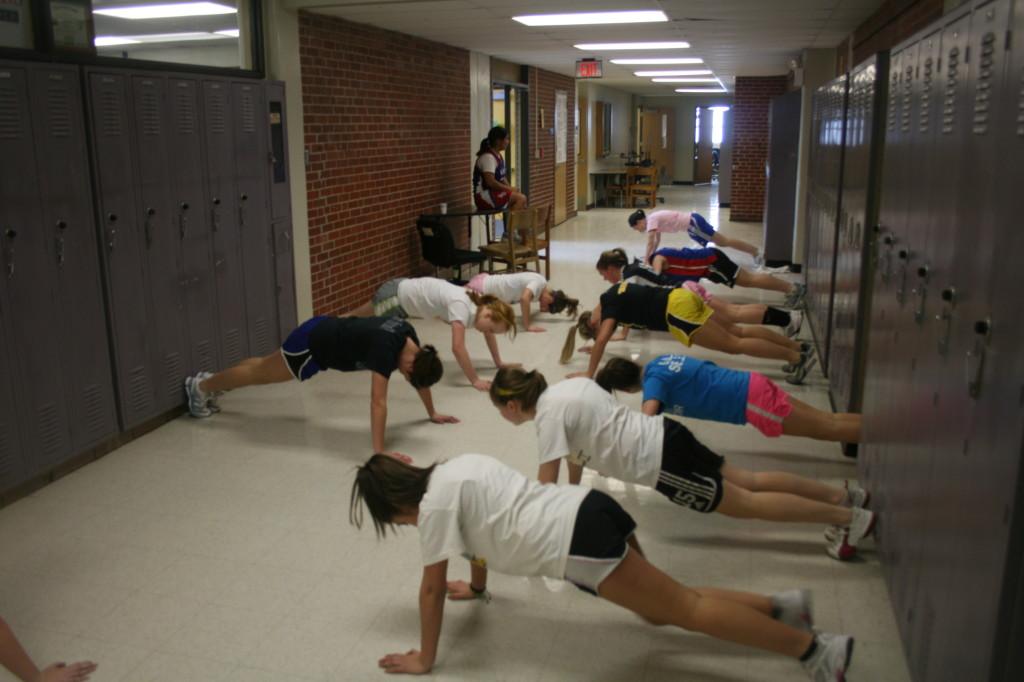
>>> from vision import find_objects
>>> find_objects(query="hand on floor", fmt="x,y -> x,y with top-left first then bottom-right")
429,413 -> 460,424
40,662 -> 99,682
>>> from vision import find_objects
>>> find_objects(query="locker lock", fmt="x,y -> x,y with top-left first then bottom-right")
974,319 -> 991,336
146,207 -> 156,216
897,249 -> 909,260
916,265 -> 929,279
940,287 -> 956,303
107,213 -> 118,223
5,228 -> 17,239
212,198 -> 221,205
883,235 -> 895,246
180,202 -> 190,211
56,220 -> 67,230
240,194 -> 249,202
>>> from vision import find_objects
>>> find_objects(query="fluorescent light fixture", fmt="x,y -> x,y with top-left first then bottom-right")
215,28 -> 240,37
634,69 -> 712,77
94,36 -> 141,46
675,87 -> 727,93
574,41 -> 689,51
611,57 -> 703,65
652,77 -> 720,83
514,10 -> 667,26
94,2 -> 237,20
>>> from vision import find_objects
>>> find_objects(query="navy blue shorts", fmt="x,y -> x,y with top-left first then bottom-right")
281,316 -> 327,381
687,213 -> 716,246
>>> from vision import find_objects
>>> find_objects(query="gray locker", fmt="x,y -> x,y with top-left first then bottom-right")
267,83 -> 297,341
0,64 -> 73,472
233,81 -> 277,356
88,71 -> 159,429
0,313 -> 24,491
28,65 -> 117,452
169,76 -> 219,374
131,75 -> 190,411
203,79 -> 248,367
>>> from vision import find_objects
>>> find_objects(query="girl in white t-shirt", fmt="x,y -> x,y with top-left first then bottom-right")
465,271 -> 579,332
489,368 -> 875,561
349,277 -> 518,391
350,453 -> 854,680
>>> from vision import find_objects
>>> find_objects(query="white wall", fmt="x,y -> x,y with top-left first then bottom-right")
99,45 -> 242,68
793,48 -> 837,265
578,81 -> 635,206
264,0 -> 312,319
637,94 -> 733,184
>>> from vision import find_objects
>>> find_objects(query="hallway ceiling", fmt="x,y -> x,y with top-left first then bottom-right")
294,0 -> 884,94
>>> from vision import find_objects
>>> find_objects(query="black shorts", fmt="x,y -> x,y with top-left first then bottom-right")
706,248 -> 740,288
565,490 -> 637,595
655,418 -> 725,513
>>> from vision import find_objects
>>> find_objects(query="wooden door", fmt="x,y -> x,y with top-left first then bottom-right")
553,90 -> 568,224
577,96 -> 588,210
694,107 -> 714,183
640,108 -> 674,182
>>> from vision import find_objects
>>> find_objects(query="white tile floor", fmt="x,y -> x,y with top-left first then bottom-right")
0,185 -> 911,681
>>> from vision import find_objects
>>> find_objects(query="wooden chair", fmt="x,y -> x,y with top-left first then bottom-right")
605,172 -> 628,207
533,204 -> 552,279
478,206 -> 546,274
627,166 -> 659,208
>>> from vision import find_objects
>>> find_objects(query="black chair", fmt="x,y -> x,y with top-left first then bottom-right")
416,216 -> 487,282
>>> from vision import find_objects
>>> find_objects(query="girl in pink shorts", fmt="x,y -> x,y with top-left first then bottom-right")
595,355 -> 862,444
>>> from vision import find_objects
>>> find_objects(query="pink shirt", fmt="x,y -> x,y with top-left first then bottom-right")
645,211 -> 692,234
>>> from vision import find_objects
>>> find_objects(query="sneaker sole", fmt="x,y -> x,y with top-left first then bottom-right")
842,636 -> 855,679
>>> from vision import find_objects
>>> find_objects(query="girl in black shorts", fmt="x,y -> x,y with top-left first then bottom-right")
350,453 -> 855,680
184,316 -> 457,460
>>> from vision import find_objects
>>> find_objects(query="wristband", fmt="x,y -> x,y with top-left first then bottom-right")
470,584 -> 491,603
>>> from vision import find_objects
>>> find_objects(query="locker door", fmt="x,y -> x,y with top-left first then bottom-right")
88,71 -> 157,428
203,79 -> 248,366
0,64 -> 72,474
29,65 -> 117,452
168,77 -> 218,374
0,312 -> 24,490
233,82 -> 276,357
266,82 -> 291,221
272,219 -> 297,340
131,75 -> 188,412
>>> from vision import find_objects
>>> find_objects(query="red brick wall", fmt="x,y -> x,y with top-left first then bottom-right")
850,0 -> 944,66
527,68 -> 577,224
299,13 -> 471,314
730,76 -> 788,223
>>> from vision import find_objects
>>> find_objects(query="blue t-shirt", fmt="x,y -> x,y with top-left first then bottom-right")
642,355 -> 750,425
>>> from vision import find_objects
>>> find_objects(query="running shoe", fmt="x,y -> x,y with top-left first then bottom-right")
826,507 -> 876,560
803,632 -> 854,681
185,375 -> 212,418
197,371 -> 221,413
772,589 -> 814,632
785,310 -> 804,338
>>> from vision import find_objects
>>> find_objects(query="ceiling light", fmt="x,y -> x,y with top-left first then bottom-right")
95,32 -> 235,44
574,42 -> 689,51
652,77 -> 720,83
215,28 -> 240,37
675,88 -> 727,93
514,10 -> 667,26
94,36 -> 141,46
94,2 -> 237,20
634,70 -> 712,77
611,57 -> 703,65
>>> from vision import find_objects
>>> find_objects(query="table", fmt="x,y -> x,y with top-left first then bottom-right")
589,168 -> 629,207
420,207 -> 504,246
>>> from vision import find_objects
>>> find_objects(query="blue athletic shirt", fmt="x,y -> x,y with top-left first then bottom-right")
642,355 -> 750,425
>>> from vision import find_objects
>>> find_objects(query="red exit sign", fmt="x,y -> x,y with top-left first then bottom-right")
575,59 -> 603,79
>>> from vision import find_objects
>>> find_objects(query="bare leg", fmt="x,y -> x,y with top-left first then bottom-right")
708,297 -> 768,325
346,301 -> 376,317
736,269 -> 793,294
200,351 -> 293,394
715,479 -> 852,526
725,322 -> 801,352
509,192 -> 528,209
597,547 -> 813,658
783,397 -> 863,443
691,317 -> 801,364
722,463 -> 846,506
713,231 -> 760,258
652,255 -> 667,272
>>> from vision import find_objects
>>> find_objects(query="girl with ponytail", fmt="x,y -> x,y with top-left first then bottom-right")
473,126 -> 527,211
466,271 -> 578,332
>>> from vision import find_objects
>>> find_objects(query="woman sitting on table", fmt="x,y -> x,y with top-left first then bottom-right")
473,126 -> 527,211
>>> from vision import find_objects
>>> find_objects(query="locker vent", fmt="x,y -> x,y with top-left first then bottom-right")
46,86 -> 73,138
141,87 -> 161,137
195,339 -> 215,372
224,328 -> 242,365
900,65 -> 913,133
942,46 -> 961,134
127,365 -> 152,415
177,90 -> 196,134
36,402 -> 65,457
253,318 -> 271,355
886,70 -> 899,132
972,32 -> 997,135
241,93 -> 256,133
919,58 -> 933,134
1018,72 -> 1024,136
100,90 -> 123,137
164,352 -> 184,402
82,383 -> 107,438
209,93 -> 227,134
0,84 -> 22,140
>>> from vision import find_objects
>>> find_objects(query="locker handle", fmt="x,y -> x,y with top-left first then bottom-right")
56,220 -> 68,230
238,194 -> 248,226
912,265 -> 929,324
940,287 -> 956,303
211,198 -> 221,232
916,265 -> 929,278
106,213 -> 118,251
935,288 -> 956,356
144,208 -> 155,246
897,249 -> 909,260
3,228 -> 14,278
179,203 -> 190,240
966,317 -> 991,398
55,221 -> 67,266
883,235 -> 895,245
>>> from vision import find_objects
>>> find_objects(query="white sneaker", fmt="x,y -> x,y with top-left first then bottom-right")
786,354 -> 818,385
844,481 -> 870,509
772,589 -> 814,632
784,282 -> 807,309
803,632 -> 854,681
785,310 -> 804,338
753,252 -> 765,268
826,507 -> 876,560
184,375 -> 212,418
197,371 -> 221,413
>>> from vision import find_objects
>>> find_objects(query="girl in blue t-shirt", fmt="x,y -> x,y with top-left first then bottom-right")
595,355 -> 861,444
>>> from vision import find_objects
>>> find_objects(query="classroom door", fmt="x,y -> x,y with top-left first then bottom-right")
553,90 -> 568,224
640,108 -> 674,182
693,107 -> 714,183
577,95 -> 588,210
